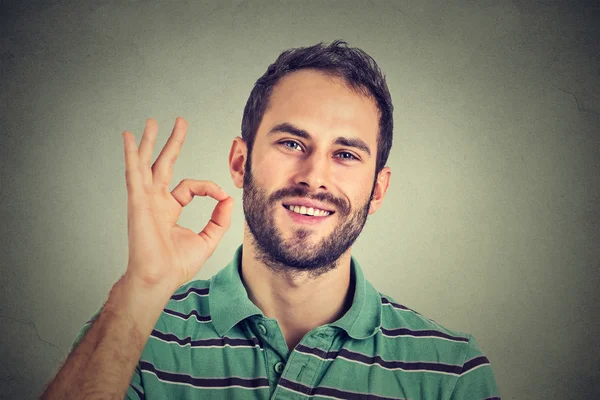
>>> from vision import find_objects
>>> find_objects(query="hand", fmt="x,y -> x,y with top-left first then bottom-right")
121,117 -> 233,292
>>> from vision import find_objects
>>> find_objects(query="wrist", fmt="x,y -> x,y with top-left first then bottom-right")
103,274 -> 177,349
121,267 -> 182,297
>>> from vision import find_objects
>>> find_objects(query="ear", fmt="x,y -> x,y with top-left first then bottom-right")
229,136 -> 248,189
368,166 -> 391,215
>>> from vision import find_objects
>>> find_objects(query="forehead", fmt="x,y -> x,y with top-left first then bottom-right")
259,69 -> 379,145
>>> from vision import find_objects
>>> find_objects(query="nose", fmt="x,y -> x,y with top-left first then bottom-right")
294,151 -> 331,190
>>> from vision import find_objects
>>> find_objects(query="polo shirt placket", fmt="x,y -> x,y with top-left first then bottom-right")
248,316 -> 290,393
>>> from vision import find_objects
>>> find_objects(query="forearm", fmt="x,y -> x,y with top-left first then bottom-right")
41,274 -> 175,400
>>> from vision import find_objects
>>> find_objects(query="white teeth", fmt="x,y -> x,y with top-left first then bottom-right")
287,205 -> 331,217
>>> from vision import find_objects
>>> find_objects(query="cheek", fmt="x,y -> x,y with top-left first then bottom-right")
251,151 -> 292,188
332,167 -> 373,190
332,172 -> 374,209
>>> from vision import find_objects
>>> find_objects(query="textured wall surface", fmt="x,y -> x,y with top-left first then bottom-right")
1,1 -> 599,399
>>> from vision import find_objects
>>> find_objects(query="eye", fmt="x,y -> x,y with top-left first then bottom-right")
335,151 -> 359,161
279,140 -> 303,152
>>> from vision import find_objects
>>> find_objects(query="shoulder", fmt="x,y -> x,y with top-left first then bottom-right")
168,279 -> 212,304
377,292 -> 475,367
379,293 -> 499,399
377,292 -> 498,393
152,279 -> 214,337
161,278 -> 212,320
378,292 -> 469,341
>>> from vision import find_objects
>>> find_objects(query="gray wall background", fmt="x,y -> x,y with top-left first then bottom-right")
1,1 -> 599,399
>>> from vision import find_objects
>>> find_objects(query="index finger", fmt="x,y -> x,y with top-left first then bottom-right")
152,117 -> 188,188
170,179 -> 229,208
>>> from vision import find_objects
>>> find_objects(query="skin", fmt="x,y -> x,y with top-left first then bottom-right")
41,68 -> 391,398
229,69 -> 391,349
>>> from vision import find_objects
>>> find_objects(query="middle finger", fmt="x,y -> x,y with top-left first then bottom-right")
152,117 -> 188,188
138,119 -> 158,185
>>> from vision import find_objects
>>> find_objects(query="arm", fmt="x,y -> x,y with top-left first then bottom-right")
41,276 -> 173,399
40,118 -> 234,400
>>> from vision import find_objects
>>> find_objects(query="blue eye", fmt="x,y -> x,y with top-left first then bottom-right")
336,152 -> 358,161
281,141 -> 303,151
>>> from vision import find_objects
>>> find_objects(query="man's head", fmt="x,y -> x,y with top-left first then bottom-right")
241,40 -> 393,175
229,41 -> 393,276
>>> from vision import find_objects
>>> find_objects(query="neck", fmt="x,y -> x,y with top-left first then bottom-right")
240,228 -> 354,351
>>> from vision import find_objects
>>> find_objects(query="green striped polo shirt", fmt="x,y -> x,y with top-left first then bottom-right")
74,246 -> 500,399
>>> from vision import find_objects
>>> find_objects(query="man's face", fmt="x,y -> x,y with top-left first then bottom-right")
242,69 -> 381,274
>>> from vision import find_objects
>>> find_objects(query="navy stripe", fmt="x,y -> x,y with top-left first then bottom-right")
129,383 -> 144,399
296,344 -> 334,359
380,327 -> 469,342
484,397 -> 501,400
85,313 -> 100,325
171,287 -> 209,300
295,345 -> 463,374
151,329 -> 263,349
381,297 -> 411,311
461,356 -> 490,374
140,361 -> 269,389
163,308 -> 211,322
279,378 -> 407,400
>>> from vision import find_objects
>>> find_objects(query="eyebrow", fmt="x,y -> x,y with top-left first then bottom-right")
267,122 -> 372,156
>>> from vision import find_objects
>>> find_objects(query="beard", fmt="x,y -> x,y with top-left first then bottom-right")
242,157 -> 374,278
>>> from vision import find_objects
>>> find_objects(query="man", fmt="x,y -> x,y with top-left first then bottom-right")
42,41 -> 500,399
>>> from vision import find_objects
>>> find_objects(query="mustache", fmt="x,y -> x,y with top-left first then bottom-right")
268,186 -> 350,216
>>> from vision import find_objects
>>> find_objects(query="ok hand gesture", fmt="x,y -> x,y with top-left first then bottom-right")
121,117 -> 233,292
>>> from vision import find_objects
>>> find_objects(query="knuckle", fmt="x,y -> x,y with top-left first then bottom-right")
166,154 -> 177,166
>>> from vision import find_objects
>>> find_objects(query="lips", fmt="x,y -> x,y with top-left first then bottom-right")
281,198 -> 335,213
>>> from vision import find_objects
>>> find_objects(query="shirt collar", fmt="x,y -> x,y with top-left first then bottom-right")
210,245 -> 382,339
209,246 -> 263,337
331,256 -> 382,339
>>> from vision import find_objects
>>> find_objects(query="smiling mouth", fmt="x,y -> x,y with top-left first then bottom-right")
283,204 -> 334,217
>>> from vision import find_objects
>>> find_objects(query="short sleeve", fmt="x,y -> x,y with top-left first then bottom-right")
71,310 -> 101,350
449,334 -> 501,400
71,311 -> 146,400
125,365 -> 145,400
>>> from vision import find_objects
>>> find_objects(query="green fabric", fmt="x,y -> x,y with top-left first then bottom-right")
73,245 -> 500,399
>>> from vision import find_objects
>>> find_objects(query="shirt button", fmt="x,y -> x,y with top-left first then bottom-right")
257,323 -> 267,335
274,361 -> 285,374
